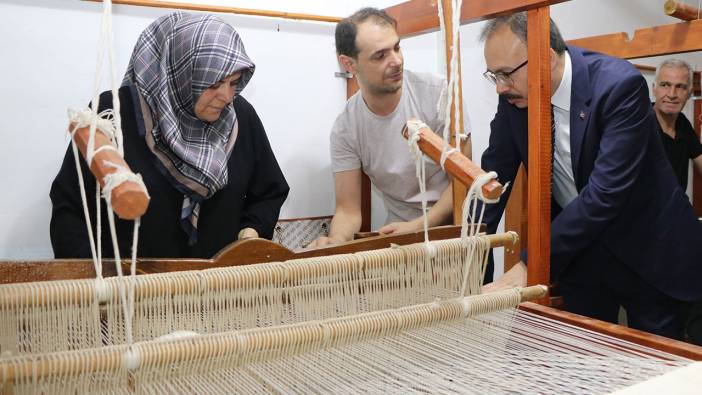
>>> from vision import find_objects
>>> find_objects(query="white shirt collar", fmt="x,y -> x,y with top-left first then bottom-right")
551,51 -> 572,112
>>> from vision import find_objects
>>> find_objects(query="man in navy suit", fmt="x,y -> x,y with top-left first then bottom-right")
479,12 -> 702,340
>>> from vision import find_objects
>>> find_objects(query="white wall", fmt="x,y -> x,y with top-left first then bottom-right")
1,0 -> 701,262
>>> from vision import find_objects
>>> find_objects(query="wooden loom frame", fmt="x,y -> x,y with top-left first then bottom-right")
382,0 -> 562,302
380,0 -> 702,359
1,0 -> 700,363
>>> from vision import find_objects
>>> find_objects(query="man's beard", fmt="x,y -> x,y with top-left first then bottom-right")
371,83 -> 402,95
369,73 -> 403,95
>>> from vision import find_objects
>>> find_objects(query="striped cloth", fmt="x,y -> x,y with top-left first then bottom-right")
122,12 -> 255,244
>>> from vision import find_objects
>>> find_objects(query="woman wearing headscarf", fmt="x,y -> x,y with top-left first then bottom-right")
50,12 -> 289,258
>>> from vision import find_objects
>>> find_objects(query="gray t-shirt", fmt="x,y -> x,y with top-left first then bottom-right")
330,70 -> 469,224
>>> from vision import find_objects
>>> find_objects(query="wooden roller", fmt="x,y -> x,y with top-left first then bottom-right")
401,122 -> 503,200
664,0 -> 701,21
70,123 -> 149,219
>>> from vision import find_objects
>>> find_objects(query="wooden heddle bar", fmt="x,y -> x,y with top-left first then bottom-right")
665,0 -> 702,21
70,123 -> 150,220
400,121 -> 504,201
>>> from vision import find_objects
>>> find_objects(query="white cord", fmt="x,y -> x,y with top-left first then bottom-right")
406,120 -> 434,256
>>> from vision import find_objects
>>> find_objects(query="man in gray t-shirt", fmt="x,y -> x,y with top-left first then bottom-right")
309,8 -> 470,248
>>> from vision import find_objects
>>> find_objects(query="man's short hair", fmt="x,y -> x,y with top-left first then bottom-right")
335,8 -> 397,58
479,12 -> 567,55
656,58 -> 693,87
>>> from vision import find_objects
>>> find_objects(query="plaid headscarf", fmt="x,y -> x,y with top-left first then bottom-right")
123,12 -> 255,244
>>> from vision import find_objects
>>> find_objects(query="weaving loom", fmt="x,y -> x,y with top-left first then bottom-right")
2,105 -> 700,394
1,232 -> 700,393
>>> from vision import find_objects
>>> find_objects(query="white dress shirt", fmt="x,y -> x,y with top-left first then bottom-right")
551,51 -> 579,208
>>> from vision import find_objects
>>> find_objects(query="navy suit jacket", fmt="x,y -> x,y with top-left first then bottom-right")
481,45 -> 702,302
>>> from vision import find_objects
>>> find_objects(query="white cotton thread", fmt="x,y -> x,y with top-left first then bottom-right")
64,0 -> 143,355
155,331 -> 200,342
461,171 -> 499,241
437,0 -> 468,170
101,161 -> 149,207
405,120 -> 432,250
94,278 -> 112,304
121,346 -> 141,371
67,108 -> 118,168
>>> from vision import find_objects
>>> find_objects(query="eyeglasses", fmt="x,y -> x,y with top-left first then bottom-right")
483,59 -> 528,86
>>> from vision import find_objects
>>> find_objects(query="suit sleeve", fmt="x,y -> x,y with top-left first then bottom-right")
481,99 -> 522,235
239,106 -> 290,240
550,74 -> 653,272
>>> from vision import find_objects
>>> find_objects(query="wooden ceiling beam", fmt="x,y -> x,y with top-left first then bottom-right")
385,0 -> 569,38
85,0 -> 341,23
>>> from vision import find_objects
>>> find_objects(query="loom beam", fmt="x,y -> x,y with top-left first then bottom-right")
70,123 -> 150,220
401,122 -> 504,200
0,286 -> 547,383
665,0 -> 701,21
0,232 -> 519,306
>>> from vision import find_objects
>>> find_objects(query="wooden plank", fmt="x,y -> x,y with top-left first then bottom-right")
568,19 -> 702,60
504,165 -> 528,270
384,0 -> 568,38
521,302 -> 702,360
0,226 -> 500,281
526,8 -> 551,304
85,0 -> 341,23
633,64 -> 656,72
344,76 -> 372,232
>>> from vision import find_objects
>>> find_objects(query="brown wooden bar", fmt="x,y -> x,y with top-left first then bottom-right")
567,19 -> 702,59
664,0 -> 701,21
521,302 -> 702,360
400,122 -> 503,200
504,166 -> 528,270
343,75 -> 372,233
347,77 -> 373,233
525,8 -> 552,305
86,0 -> 341,23
1,225 -> 506,283
384,0 -> 569,38
71,123 -> 150,219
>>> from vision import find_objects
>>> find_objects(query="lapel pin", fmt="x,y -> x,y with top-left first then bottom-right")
579,111 -> 586,119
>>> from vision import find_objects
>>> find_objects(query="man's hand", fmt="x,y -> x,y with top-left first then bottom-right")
378,220 -> 421,235
482,261 -> 527,293
237,227 -> 259,240
306,235 -> 347,249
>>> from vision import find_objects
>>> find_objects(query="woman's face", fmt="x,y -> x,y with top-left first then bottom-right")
194,71 -> 242,122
